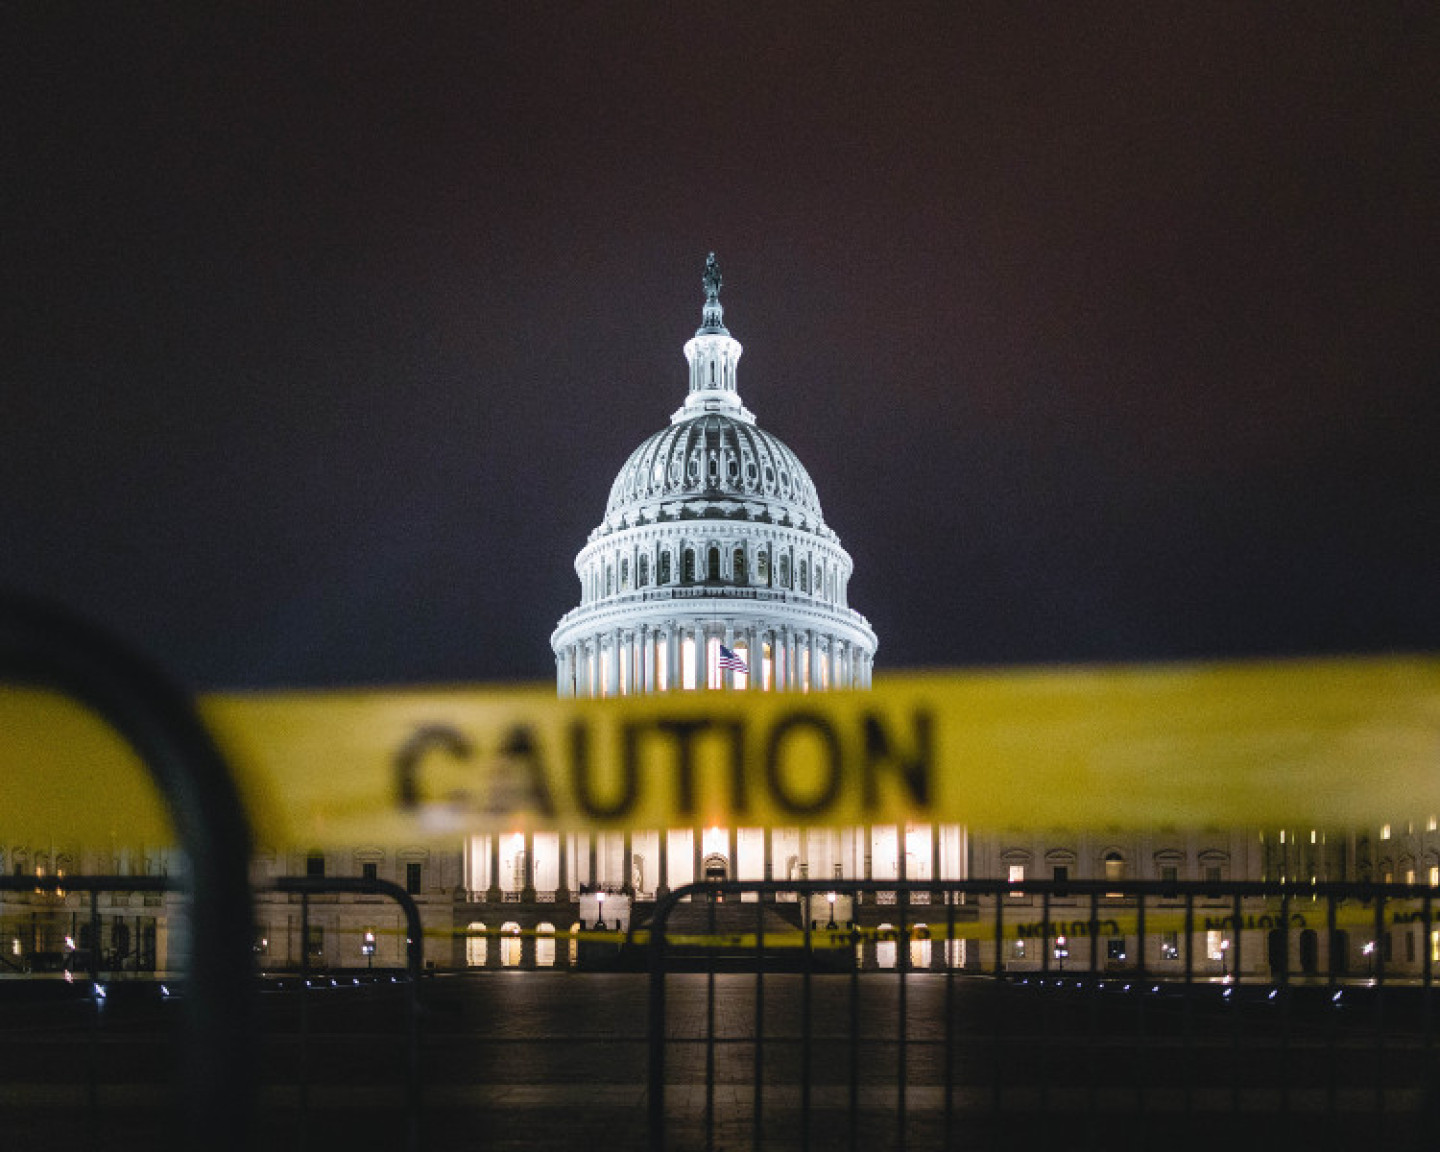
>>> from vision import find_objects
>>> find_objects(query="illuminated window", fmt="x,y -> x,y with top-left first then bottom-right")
875,924 -> 896,969
536,923 -> 556,968
681,637 -> 697,690
466,924 -> 488,967
1103,852 -> 1124,883
500,922 -> 521,968
1206,930 -> 1224,961
1430,866 -> 1439,887
1160,932 -> 1180,960
1381,824 -> 1392,840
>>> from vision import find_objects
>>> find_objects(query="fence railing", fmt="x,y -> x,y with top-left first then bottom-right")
646,877 -> 1440,1152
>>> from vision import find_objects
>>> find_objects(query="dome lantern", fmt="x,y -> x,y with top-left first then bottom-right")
680,253 -> 752,424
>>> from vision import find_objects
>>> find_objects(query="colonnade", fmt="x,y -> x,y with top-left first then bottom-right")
556,620 -> 874,697
465,824 -> 967,900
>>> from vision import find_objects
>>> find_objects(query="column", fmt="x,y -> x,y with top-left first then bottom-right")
588,834 -> 598,890
722,622 -> 735,690
775,628 -> 788,692
668,624 -> 681,693
522,831 -> 536,900
487,834 -> 501,902
658,830 -> 669,896
642,626 -> 654,694
810,632 -> 821,693
693,827 -> 704,889
622,832 -> 634,896
748,626 -> 762,692
557,833 -> 570,901
607,629 -> 621,696
697,625 -> 710,692
728,827 -> 739,883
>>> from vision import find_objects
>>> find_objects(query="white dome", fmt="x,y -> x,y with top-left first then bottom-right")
605,413 -> 823,522
552,254 -> 876,697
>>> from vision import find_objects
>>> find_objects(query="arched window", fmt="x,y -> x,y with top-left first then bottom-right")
876,923 -> 897,969
779,554 -> 791,588
659,551 -> 672,584
606,566 -> 614,596
500,922 -> 522,968
707,545 -> 721,582
757,549 -> 769,585
733,547 -> 747,585
815,562 -> 824,599
620,558 -> 629,590
638,554 -> 650,587
1104,851 -> 1124,884
466,922 -> 488,968
799,559 -> 809,593
682,549 -> 695,582
536,922 -> 556,968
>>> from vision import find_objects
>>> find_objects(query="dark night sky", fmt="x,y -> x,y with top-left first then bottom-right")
4,4 -> 1437,689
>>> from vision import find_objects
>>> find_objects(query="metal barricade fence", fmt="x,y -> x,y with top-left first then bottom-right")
646,878 -> 1440,1151
0,873 -> 426,1152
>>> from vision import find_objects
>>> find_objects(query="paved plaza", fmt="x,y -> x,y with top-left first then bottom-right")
1,971 -> 1435,1149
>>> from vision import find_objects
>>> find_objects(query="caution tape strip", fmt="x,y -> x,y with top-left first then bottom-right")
4,656 -> 1438,843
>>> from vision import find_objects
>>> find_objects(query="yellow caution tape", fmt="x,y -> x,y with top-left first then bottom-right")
3,656 -> 1438,845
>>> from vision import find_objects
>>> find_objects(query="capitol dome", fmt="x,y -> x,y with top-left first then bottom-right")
552,254 -> 876,697
604,415 -> 824,524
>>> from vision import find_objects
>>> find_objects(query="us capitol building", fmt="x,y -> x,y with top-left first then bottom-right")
452,255 -> 1255,973
6,256 -> 1432,980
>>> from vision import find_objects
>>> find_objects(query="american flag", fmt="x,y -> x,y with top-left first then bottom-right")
717,644 -> 749,674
